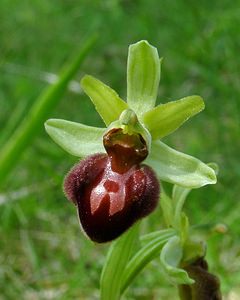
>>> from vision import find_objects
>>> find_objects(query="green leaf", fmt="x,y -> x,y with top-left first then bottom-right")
127,40 -> 161,116
81,75 -> 128,126
160,236 -> 194,285
45,119 -> 105,157
120,229 -> 175,294
143,95 -> 205,140
140,228 -> 176,245
146,141 -> 217,188
100,224 -> 139,300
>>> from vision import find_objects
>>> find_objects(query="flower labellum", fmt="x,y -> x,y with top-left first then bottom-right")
64,127 -> 160,243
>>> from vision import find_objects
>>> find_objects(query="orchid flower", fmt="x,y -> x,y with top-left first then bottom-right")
45,40 -> 216,243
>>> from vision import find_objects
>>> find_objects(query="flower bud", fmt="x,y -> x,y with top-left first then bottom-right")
178,257 -> 222,300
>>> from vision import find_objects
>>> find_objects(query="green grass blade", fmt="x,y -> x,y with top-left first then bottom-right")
100,224 -> 139,300
0,35 -> 97,187
0,96 -> 32,147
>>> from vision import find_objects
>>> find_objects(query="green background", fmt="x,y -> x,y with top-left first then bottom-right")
0,0 -> 240,299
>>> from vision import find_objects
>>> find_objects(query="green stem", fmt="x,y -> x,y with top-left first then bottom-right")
174,189 -> 189,228
0,34 -> 97,187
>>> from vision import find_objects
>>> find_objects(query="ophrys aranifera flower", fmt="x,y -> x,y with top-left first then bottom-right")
45,40 -> 216,242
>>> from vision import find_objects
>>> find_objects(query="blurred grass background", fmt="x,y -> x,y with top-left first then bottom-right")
0,0 -> 240,299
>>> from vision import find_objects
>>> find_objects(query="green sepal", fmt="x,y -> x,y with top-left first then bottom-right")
146,141 -> 217,188
127,40 -> 161,116
182,239 -> 206,265
81,75 -> 128,126
160,236 -> 194,285
45,119 -> 105,157
100,224 -> 139,300
143,95 -> 204,140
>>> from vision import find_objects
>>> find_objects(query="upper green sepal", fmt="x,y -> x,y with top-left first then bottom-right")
81,75 -> 128,126
143,95 -> 205,140
127,40 -> 161,116
45,119 -> 105,157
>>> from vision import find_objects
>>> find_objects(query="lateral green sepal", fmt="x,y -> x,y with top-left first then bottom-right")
45,119 -> 105,157
146,141 -> 217,188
